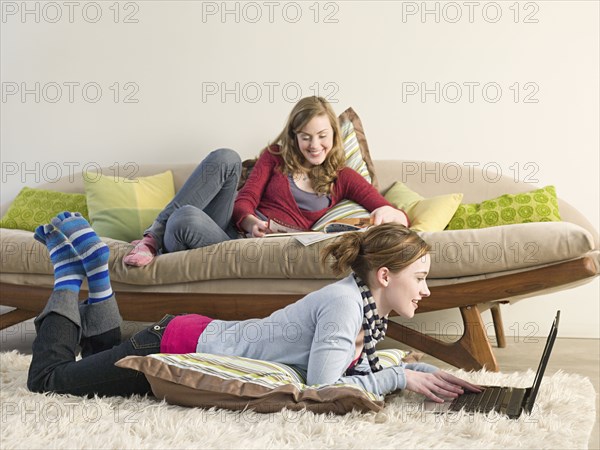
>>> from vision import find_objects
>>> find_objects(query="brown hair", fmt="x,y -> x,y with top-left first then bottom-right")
321,223 -> 431,282
267,96 -> 345,195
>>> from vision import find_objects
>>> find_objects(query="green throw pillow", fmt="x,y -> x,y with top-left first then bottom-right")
383,182 -> 463,232
446,185 -> 561,230
83,170 -> 175,242
0,187 -> 89,232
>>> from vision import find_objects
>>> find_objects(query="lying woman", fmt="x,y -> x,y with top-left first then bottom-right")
28,212 -> 479,402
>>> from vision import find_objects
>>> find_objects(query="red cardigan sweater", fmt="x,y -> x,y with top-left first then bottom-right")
232,149 -> 395,231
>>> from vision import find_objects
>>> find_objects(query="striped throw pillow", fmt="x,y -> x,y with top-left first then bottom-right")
337,107 -> 378,189
310,116 -> 374,231
340,119 -> 371,182
310,200 -> 370,232
116,349 -> 412,414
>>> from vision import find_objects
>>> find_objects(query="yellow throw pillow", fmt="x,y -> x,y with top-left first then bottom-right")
384,182 -> 463,232
83,170 -> 175,242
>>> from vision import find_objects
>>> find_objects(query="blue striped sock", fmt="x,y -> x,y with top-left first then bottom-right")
51,212 -> 113,303
34,224 -> 85,292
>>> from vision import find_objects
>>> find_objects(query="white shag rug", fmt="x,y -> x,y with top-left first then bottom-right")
1,351 -> 596,449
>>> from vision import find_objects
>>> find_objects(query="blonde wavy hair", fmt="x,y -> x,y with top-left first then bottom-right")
321,223 -> 431,282
268,96 -> 345,195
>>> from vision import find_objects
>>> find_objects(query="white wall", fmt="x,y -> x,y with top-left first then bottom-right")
1,1 -> 598,338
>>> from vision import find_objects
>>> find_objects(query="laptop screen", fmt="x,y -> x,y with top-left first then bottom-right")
524,310 -> 560,412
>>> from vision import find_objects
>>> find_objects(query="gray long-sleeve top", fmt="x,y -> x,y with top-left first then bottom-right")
196,275 -> 437,397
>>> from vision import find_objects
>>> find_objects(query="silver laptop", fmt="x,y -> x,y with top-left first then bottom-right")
424,310 -> 560,419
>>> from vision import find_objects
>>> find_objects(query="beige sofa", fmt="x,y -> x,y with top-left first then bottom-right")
1,160 -> 598,371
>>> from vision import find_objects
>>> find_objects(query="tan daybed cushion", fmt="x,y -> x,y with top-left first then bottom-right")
1,221 -> 596,286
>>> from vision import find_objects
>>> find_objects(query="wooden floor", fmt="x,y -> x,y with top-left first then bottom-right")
2,320 -> 598,449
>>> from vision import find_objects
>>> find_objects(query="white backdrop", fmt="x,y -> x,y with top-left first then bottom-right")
1,1 -> 598,338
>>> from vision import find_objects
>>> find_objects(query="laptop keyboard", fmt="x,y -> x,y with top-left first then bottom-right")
449,387 -> 525,415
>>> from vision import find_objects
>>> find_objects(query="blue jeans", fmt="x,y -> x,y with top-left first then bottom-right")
27,312 -> 175,397
146,148 -> 242,253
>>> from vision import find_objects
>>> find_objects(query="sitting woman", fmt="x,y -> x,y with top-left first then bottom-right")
124,96 -> 409,266
29,212 -> 479,402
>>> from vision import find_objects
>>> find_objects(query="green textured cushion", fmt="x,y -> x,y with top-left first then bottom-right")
384,182 -> 463,232
0,187 -> 89,231
83,170 -> 175,241
446,185 -> 561,230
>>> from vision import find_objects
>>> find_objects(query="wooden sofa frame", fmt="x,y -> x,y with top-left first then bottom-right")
1,255 -> 596,371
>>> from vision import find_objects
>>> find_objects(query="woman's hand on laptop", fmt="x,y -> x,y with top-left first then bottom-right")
405,370 -> 483,403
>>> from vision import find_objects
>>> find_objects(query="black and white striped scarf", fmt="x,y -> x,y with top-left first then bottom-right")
352,273 -> 388,373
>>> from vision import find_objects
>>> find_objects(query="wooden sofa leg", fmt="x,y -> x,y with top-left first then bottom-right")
386,305 -> 499,372
0,308 -> 36,330
490,304 -> 507,348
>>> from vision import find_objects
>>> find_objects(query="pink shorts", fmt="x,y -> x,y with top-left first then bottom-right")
159,314 -> 214,354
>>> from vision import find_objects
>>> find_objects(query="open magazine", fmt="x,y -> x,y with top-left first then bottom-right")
265,217 -> 371,246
